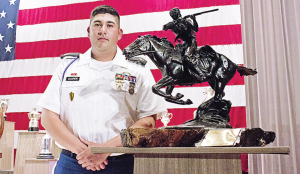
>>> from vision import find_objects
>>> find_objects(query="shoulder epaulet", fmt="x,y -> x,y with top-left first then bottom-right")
126,57 -> 147,67
60,53 -> 80,59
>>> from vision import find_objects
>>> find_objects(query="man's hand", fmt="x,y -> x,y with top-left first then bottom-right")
184,14 -> 196,20
41,108 -> 88,154
163,24 -> 169,31
76,115 -> 157,171
76,139 -> 110,171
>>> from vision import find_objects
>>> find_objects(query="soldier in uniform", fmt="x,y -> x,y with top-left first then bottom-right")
38,5 -> 167,174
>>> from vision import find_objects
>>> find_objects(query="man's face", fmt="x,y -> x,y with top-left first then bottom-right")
88,13 -> 123,52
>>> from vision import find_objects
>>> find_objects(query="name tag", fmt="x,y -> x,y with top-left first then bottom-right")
66,77 -> 80,81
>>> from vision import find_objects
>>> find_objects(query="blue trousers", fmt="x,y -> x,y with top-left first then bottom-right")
54,152 -> 134,174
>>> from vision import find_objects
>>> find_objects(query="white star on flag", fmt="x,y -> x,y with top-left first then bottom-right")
0,10 -> 6,18
0,33 -> 4,41
5,44 -> 13,52
9,0 -> 16,5
7,21 -> 15,29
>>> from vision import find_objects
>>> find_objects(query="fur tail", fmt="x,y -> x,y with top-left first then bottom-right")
236,65 -> 257,76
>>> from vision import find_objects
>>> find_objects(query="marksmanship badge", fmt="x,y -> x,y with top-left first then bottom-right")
116,80 -> 124,90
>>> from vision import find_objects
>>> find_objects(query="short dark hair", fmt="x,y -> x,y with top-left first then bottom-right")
90,5 -> 120,27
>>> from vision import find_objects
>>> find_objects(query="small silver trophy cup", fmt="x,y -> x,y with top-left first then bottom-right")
160,113 -> 173,127
37,132 -> 54,159
0,99 -> 9,121
28,108 -> 41,131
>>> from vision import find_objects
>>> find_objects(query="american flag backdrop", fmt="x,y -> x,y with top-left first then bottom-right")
0,0 -> 248,172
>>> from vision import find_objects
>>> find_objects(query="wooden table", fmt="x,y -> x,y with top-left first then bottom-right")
91,147 -> 289,174
0,121 -> 15,171
24,158 -> 58,174
14,132 -> 61,174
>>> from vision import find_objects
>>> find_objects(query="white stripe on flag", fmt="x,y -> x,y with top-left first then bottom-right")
166,85 -> 246,108
16,5 -> 241,43
136,44 -> 244,69
1,85 -> 245,113
0,57 -> 61,78
0,93 -> 43,113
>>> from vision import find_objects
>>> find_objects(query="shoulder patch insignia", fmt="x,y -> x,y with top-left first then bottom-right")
60,53 -> 80,59
126,57 -> 147,67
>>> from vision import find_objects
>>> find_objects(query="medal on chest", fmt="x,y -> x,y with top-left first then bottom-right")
128,76 -> 136,94
115,73 -> 124,90
115,72 -> 137,94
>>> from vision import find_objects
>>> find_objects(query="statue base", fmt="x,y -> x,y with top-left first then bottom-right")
36,153 -> 54,159
181,98 -> 232,128
121,128 -> 207,147
28,127 -> 39,131
121,127 -> 276,147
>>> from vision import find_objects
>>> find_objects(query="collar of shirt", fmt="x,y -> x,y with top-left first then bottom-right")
75,46 -> 127,69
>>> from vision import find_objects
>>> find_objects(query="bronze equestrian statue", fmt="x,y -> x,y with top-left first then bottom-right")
123,8 -> 257,128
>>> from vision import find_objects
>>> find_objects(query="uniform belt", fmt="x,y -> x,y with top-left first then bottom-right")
61,149 -> 133,160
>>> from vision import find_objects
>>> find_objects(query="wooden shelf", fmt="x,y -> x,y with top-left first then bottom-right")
91,146 -> 289,174
91,146 -> 290,154
0,170 -> 13,174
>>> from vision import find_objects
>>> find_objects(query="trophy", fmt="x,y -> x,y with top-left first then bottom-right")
37,132 -> 54,159
160,113 -> 173,127
28,108 -> 41,131
0,99 -> 9,121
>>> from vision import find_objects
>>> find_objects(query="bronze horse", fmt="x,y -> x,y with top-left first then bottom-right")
123,35 -> 257,105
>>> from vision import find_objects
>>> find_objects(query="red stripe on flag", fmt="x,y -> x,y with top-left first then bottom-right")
8,106 -> 245,130
228,106 -> 247,128
0,76 -> 52,95
18,0 -> 240,25
197,25 -> 242,46
155,106 -> 246,128
16,25 -> 241,59
6,112 -> 45,131
0,68 -> 244,95
15,38 -> 91,60
119,25 -> 242,51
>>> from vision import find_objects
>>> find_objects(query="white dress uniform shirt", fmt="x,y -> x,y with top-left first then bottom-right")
37,46 -> 167,148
